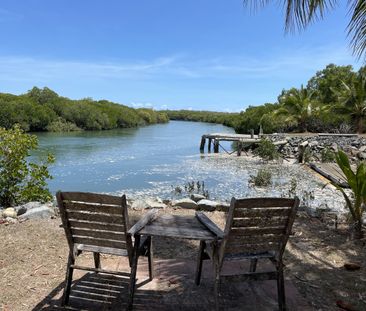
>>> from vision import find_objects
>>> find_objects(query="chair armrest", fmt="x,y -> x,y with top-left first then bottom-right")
128,209 -> 159,236
195,211 -> 224,239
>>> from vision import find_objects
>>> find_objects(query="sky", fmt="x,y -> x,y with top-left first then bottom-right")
0,0 -> 361,112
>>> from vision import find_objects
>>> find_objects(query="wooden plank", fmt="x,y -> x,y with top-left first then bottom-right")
61,192 -> 122,205
73,236 -> 126,249
232,216 -> 288,228
67,211 -> 124,224
195,212 -> 224,238
225,241 -> 280,254
76,244 -> 128,256
234,198 -> 295,209
309,163 -> 349,188
70,264 -> 130,276
128,209 -> 158,235
233,208 -> 291,218
230,227 -> 285,236
153,214 -> 207,230
71,228 -> 126,241
222,271 -> 278,282
64,201 -> 123,215
69,219 -> 125,232
227,234 -> 282,244
138,224 -> 215,240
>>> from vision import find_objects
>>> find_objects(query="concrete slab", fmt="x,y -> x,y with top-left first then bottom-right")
33,256 -> 311,310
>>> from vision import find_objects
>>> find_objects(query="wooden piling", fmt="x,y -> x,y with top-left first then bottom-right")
250,129 -> 254,139
214,140 -> 219,153
237,142 -> 242,156
208,138 -> 212,152
200,136 -> 206,152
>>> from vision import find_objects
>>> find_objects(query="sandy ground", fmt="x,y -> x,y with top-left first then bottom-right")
0,209 -> 365,311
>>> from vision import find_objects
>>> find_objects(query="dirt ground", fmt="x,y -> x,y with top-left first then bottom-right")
0,208 -> 365,311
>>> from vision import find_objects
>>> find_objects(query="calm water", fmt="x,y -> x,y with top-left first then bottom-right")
34,120 -> 344,209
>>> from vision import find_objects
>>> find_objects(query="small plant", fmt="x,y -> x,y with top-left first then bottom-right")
288,177 -> 298,197
303,147 -> 313,163
321,147 -> 335,163
172,180 -> 209,198
0,125 -> 55,207
253,139 -> 279,161
249,168 -> 272,187
334,150 -> 366,239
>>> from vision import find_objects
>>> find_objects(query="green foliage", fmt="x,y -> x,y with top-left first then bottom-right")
321,147 -> 335,163
253,139 -> 280,161
334,150 -> 366,239
0,126 -> 55,207
173,180 -> 209,198
0,87 -> 169,132
249,168 -> 272,187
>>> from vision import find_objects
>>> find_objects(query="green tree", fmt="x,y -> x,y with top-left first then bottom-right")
307,64 -> 356,104
243,1 -> 366,59
276,85 -> 317,132
0,125 -> 54,207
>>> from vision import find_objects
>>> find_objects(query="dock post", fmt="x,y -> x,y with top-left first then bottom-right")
250,129 -> 254,139
214,140 -> 219,153
200,136 -> 206,153
237,141 -> 242,156
208,138 -> 212,152
259,124 -> 263,137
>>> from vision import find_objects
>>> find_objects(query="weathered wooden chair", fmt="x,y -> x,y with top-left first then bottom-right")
56,191 -> 154,310
195,197 -> 299,311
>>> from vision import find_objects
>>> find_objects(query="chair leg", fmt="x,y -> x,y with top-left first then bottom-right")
93,252 -> 101,270
277,265 -> 286,311
148,236 -> 154,280
62,253 -> 75,306
127,235 -> 140,311
195,240 -> 206,285
212,244 -> 220,311
249,259 -> 257,272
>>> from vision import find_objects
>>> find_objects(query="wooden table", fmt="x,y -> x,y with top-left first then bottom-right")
127,210 -> 223,310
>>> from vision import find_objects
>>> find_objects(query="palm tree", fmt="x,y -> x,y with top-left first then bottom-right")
243,1 -> 366,59
333,71 -> 366,133
275,85 -> 317,132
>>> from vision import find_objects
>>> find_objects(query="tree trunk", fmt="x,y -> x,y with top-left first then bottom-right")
356,117 -> 364,133
352,220 -> 364,239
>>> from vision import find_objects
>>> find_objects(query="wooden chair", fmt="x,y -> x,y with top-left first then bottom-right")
56,191 -> 154,310
195,197 -> 299,311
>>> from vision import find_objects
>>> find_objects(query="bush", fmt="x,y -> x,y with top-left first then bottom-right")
0,125 -> 55,207
253,139 -> 280,161
46,117 -> 82,132
321,148 -> 335,163
249,168 -> 272,187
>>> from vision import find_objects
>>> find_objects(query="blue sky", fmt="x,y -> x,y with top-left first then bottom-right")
0,0 -> 361,112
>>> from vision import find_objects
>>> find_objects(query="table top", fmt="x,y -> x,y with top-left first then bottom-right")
137,214 -> 218,241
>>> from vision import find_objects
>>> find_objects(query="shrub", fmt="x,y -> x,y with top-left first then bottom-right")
0,125 -> 55,207
249,168 -> 272,187
46,117 -> 82,132
321,147 -> 335,163
253,139 -> 280,161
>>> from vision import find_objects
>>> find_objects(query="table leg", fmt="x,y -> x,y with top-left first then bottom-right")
127,234 -> 140,311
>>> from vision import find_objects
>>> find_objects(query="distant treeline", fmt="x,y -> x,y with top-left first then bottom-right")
0,87 -> 169,132
164,64 -> 366,134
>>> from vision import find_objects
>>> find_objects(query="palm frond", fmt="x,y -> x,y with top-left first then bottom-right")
348,0 -> 366,60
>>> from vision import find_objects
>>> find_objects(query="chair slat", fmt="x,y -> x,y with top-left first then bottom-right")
62,192 -> 122,205
233,207 -> 291,218
225,242 -> 280,254
234,198 -> 295,208
73,236 -> 127,249
230,227 -> 285,236
71,228 -> 126,242
68,220 -> 125,232
227,234 -> 282,244
65,201 -> 123,215
232,216 -> 288,228
66,211 -> 124,224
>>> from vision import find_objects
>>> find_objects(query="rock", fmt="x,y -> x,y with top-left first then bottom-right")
357,151 -> 366,160
131,198 -> 167,209
190,194 -> 206,202
131,199 -> 150,210
5,216 -> 17,224
344,262 -> 361,271
18,206 -> 55,220
3,208 -> 17,219
331,143 -> 338,151
171,198 -> 197,209
197,199 -> 219,211
309,141 -> 319,147
145,198 -> 167,209
14,205 -> 27,216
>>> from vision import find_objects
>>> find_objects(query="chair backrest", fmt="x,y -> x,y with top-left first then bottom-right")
221,197 -> 299,261
57,191 -> 133,258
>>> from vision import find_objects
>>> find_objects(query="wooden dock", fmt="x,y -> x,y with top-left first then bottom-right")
309,163 -> 349,188
200,132 -> 261,155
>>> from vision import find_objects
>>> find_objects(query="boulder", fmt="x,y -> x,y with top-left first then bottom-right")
131,199 -> 150,210
197,199 -> 219,211
145,198 -> 167,209
359,145 -> 366,152
131,198 -> 167,210
357,151 -> 366,160
171,198 -> 197,209
5,216 -> 17,224
18,206 -> 55,220
190,194 -> 206,202
3,208 -> 17,219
